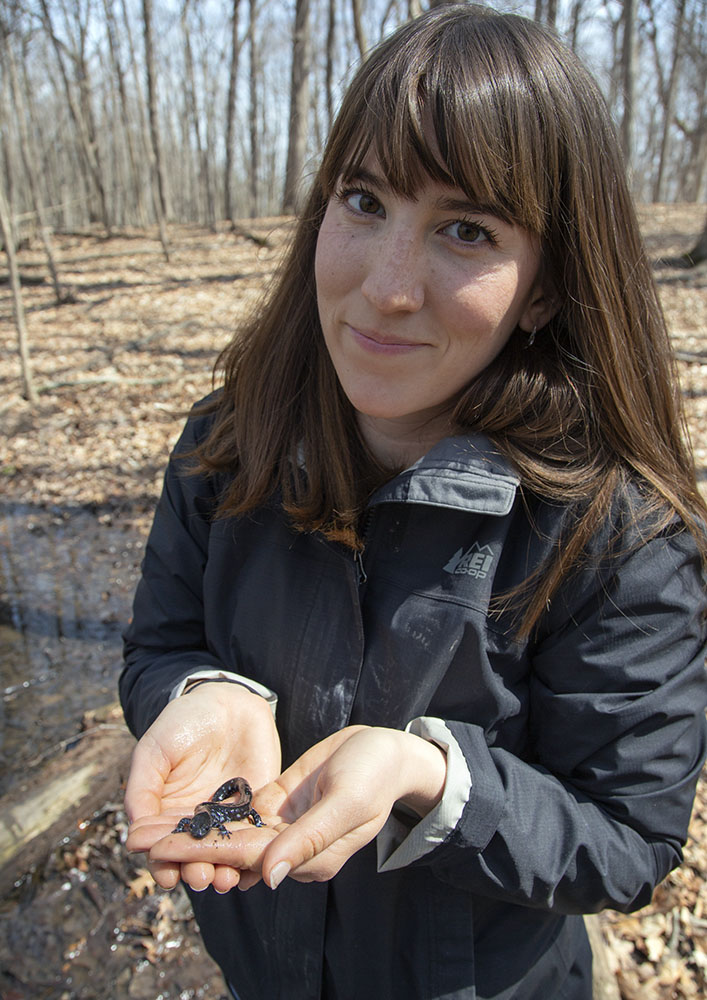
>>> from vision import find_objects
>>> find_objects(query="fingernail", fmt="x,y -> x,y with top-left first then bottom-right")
269,861 -> 291,890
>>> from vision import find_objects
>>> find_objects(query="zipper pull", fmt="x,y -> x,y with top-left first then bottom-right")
354,549 -> 368,585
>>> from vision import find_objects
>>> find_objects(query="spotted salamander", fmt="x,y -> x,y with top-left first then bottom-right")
173,777 -> 265,839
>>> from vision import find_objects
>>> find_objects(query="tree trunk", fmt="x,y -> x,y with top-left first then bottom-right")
37,0 -> 112,234
4,34 -> 72,304
534,0 -> 558,27
351,0 -> 367,57
142,0 -> 170,260
247,0 -> 260,218
620,0 -> 636,167
282,0 -> 311,214
224,0 -> 242,223
325,0 -> 336,134
685,212 -> 707,266
0,178 -> 38,405
584,915 -> 621,1000
119,0 -> 156,222
102,0 -> 146,226
568,0 -> 585,52
652,0 -> 687,201
181,0 -> 214,227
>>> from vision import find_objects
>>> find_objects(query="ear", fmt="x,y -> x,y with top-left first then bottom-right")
518,278 -> 559,334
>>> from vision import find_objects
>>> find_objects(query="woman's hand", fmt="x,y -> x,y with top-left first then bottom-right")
147,725 -> 447,892
124,682 -> 281,893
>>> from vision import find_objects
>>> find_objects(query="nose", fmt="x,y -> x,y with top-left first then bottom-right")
360,230 -> 425,314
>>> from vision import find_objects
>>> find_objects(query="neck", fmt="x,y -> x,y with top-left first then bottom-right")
356,411 -> 454,467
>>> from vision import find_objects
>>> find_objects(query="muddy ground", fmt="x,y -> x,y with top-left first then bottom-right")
0,208 -> 706,999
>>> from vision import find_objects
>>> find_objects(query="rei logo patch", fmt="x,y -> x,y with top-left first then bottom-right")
443,542 -> 495,580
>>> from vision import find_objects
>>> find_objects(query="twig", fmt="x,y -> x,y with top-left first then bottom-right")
37,374 -> 172,393
27,723 -> 129,768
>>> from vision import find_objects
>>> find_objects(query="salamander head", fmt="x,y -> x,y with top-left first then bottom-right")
185,810 -> 213,839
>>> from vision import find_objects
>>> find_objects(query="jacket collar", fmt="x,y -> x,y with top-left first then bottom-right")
368,434 -> 520,517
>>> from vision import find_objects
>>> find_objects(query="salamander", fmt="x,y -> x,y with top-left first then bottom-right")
173,777 -> 265,839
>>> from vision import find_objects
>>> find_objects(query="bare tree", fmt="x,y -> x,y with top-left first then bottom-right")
646,0 -> 687,201
224,0 -> 242,224
181,0 -> 215,227
142,0 -> 170,259
283,0 -> 311,213
102,0 -> 146,225
118,0 -> 157,222
686,212 -> 707,265
675,0 -> 707,200
325,0 -> 336,133
351,0 -> 367,56
619,0 -> 636,167
2,25 -> 73,304
534,0 -> 558,28
668,210 -> 707,267
247,0 -> 260,218
567,0 -> 586,51
37,0 -> 112,233
0,175 -> 38,404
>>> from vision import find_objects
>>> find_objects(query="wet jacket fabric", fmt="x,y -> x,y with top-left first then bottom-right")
120,405 -> 707,1000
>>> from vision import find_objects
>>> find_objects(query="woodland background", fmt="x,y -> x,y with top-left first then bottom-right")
1,1 -> 707,999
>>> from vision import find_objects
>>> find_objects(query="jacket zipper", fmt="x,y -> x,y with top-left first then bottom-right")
354,508 -> 375,585
354,549 -> 368,585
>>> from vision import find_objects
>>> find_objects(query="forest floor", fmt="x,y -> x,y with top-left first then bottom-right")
0,206 -> 706,999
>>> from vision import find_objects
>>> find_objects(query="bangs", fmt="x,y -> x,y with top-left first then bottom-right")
319,6 -> 557,235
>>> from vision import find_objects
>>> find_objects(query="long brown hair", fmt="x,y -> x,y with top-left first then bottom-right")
195,4 -> 706,634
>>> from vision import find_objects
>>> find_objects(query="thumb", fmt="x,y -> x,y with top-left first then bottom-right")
124,734 -> 170,822
261,790 -> 382,890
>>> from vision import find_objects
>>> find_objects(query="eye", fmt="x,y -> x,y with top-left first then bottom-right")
339,187 -> 385,217
444,219 -> 498,246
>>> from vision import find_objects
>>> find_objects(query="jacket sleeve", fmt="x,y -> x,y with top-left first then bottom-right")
119,411 -> 231,739
380,526 -> 707,915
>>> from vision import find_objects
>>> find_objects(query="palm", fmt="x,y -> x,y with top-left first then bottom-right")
125,685 -> 281,853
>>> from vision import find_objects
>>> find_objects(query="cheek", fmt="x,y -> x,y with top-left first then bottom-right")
314,226 -> 343,306
450,267 -> 528,336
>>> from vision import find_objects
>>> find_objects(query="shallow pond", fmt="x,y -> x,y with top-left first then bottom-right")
0,501 -> 145,799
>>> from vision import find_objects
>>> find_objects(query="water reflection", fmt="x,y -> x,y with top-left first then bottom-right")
0,503 -> 144,797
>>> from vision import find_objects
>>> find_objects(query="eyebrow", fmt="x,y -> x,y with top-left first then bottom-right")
341,166 -> 392,192
435,195 -> 496,216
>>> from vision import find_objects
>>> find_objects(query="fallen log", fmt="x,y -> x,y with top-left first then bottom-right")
0,701 -> 135,899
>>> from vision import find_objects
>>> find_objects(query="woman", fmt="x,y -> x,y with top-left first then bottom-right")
120,6 -> 707,999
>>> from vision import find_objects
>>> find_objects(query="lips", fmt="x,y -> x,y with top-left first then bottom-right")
347,323 -> 427,354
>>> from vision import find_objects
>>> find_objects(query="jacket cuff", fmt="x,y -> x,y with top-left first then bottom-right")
376,717 -> 471,871
169,668 -> 278,717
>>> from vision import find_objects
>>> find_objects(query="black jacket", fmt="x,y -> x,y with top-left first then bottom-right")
121,407 -> 707,999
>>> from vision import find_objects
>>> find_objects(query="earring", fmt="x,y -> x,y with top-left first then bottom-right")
527,325 -> 537,348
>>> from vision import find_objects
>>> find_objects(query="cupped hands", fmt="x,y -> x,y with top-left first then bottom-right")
127,720 -> 447,895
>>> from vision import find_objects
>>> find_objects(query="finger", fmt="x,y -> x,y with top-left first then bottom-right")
148,858 -> 182,890
213,865 -> 242,894
237,869 -> 262,892
124,734 -> 171,822
261,793 -> 382,889
126,816 -> 182,853
181,860 -> 216,892
149,824 -> 278,867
